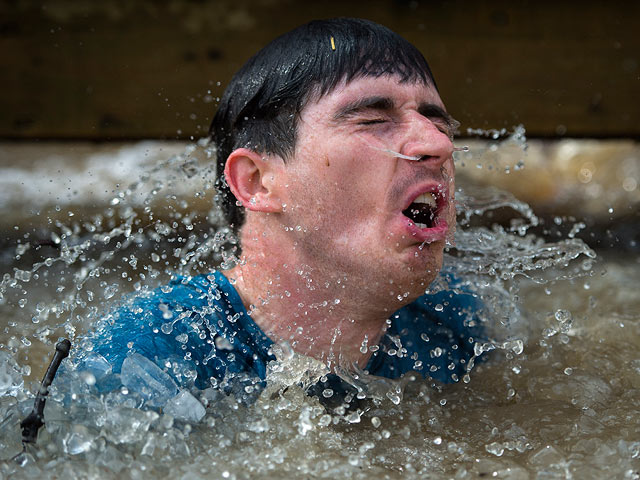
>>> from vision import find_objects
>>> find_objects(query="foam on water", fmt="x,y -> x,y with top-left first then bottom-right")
1,135 -> 638,479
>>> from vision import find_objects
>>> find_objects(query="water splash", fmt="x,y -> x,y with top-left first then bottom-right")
1,135 -> 637,479
367,145 -> 469,161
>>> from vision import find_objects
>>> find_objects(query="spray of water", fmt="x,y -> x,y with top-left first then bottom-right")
1,129 -> 634,479
365,144 -> 469,161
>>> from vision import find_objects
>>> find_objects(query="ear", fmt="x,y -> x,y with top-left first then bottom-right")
224,148 -> 285,213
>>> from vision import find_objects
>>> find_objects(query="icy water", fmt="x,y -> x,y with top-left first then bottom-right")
0,138 -> 639,479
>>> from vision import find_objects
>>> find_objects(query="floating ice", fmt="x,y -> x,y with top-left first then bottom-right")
485,441 -> 505,456
164,389 -> 206,423
529,444 -> 565,466
0,351 -> 24,397
77,353 -> 112,381
61,424 -> 96,455
120,353 -> 178,407
102,406 -> 159,445
263,343 -> 329,396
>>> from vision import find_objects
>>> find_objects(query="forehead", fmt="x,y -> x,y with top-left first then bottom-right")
303,75 -> 445,117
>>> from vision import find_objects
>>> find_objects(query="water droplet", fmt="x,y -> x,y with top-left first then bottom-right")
345,411 -> 361,423
555,309 -> 572,324
104,284 -> 118,299
175,333 -> 188,344
318,414 -> 332,427
322,388 -> 334,398
486,441 -> 505,456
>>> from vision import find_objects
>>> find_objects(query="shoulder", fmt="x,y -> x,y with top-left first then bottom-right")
87,272 -> 229,373
80,270 -> 273,400
369,274 -> 486,383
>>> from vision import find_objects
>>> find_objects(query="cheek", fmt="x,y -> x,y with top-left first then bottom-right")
445,156 -> 455,178
287,149 -> 388,223
444,157 -> 455,197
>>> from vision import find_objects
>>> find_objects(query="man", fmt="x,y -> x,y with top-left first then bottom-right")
84,18 -> 483,407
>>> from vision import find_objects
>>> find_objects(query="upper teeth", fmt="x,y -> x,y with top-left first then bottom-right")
413,193 -> 437,208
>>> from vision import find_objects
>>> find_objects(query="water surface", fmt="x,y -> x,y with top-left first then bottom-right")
0,140 -> 638,479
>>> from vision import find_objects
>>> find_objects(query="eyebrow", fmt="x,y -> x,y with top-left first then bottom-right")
333,95 -> 457,129
418,103 -> 457,129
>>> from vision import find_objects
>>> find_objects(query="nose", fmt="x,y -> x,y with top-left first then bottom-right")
399,114 -> 454,165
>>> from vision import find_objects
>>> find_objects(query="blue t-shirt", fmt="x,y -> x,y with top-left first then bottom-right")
82,271 -> 483,404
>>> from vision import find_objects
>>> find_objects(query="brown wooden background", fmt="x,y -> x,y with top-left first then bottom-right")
1,0 -> 639,140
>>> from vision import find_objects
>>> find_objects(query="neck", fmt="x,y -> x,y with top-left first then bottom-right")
223,219 -> 398,371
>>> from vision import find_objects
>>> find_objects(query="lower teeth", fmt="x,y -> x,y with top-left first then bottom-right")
415,222 -> 427,229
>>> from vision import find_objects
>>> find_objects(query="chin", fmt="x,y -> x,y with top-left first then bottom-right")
386,244 -> 444,295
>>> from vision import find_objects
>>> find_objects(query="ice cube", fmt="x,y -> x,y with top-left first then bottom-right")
529,444 -> 565,465
102,407 -> 159,445
201,387 -> 223,407
62,424 -> 96,455
0,401 -> 23,459
94,372 -> 124,393
120,353 -> 178,407
163,390 -> 206,423
0,351 -> 24,397
77,353 -> 112,381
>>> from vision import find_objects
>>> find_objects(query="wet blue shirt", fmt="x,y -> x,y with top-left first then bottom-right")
86,271 -> 483,400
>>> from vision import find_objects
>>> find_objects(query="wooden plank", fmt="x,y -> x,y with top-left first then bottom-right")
1,0 -> 638,139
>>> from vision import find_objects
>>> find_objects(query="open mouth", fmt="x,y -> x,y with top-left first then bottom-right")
402,192 -> 439,229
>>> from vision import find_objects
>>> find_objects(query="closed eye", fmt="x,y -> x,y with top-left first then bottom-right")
418,103 -> 459,139
358,118 -> 388,125
432,119 -> 452,135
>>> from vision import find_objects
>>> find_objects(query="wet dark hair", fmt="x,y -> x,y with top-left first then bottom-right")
209,17 -> 437,231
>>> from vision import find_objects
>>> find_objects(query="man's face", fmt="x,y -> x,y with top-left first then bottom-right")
276,75 -> 456,298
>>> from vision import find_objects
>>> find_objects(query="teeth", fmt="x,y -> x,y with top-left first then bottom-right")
413,193 -> 437,208
415,222 -> 427,229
